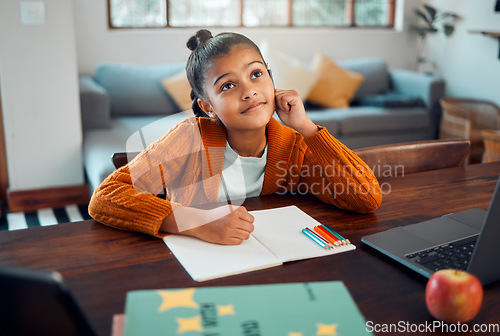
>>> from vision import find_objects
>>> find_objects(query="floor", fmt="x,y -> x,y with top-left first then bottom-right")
0,203 -> 91,231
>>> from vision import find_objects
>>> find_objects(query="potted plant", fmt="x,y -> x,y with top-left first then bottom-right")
412,3 -> 461,74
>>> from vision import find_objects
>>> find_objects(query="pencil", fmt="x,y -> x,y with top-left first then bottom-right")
313,226 -> 341,247
305,228 -> 334,249
323,224 -> 350,245
302,228 -> 332,250
220,174 -> 232,205
320,224 -> 344,245
332,227 -> 351,245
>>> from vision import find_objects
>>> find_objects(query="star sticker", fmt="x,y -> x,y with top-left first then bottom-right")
176,315 -> 204,333
157,288 -> 199,312
217,304 -> 235,316
317,323 -> 338,336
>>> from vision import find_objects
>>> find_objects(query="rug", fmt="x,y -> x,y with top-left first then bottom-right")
0,204 -> 92,231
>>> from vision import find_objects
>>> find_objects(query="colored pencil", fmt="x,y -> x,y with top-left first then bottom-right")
305,228 -> 334,249
302,228 -> 332,250
323,224 -> 351,245
320,224 -> 344,245
320,225 -> 344,246
314,226 -> 341,247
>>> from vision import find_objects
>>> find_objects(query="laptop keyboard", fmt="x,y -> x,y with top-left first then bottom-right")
405,235 -> 478,272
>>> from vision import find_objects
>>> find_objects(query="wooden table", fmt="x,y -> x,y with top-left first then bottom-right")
1,162 -> 499,336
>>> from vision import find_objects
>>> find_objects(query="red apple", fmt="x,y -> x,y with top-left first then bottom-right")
425,269 -> 483,323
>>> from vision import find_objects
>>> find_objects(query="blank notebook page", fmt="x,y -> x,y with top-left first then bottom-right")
251,205 -> 355,262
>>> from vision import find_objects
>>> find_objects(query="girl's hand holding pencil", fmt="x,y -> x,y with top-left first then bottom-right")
162,205 -> 255,246
190,205 -> 255,245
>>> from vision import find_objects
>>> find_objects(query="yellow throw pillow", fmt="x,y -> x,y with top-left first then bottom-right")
260,41 -> 319,101
308,53 -> 364,108
161,70 -> 192,111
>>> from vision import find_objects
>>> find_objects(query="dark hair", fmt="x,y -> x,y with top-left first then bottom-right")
186,29 -> 265,118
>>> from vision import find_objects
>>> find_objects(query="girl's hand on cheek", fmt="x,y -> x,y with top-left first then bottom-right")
275,89 -> 318,137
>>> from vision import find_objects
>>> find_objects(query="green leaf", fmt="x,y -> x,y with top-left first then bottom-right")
414,9 -> 431,25
439,12 -> 460,21
443,24 -> 455,36
423,4 -> 437,21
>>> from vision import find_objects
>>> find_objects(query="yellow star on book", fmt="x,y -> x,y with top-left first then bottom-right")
176,315 -> 204,333
317,323 -> 338,336
157,288 -> 199,312
288,332 -> 303,336
217,304 -> 235,316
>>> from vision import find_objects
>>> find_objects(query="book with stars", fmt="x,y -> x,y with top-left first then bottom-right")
123,281 -> 373,336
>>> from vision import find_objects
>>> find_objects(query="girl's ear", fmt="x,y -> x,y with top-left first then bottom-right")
197,99 -> 214,117
197,99 -> 211,113
266,63 -> 274,86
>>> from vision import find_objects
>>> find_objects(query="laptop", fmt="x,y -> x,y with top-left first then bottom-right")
0,265 -> 97,336
362,175 -> 500,285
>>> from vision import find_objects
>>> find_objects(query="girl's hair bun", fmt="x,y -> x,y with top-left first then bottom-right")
186,29 -> 213,51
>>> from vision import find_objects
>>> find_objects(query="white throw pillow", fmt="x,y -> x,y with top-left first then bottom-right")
259,41 -> 318,101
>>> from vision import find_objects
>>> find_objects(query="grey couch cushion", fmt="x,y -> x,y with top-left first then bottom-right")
83,111 -> 192,191
306,110 -> 341,135
79,76 -> 111,130
94,63 -> 185,117
338,58 -> 390,100
357,92 -> 425,108
306,106 -> 429,136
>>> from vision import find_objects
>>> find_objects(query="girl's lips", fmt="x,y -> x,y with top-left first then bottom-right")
242,102 -> 265,114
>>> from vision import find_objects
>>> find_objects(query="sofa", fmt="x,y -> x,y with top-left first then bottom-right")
79,58 -> 445,193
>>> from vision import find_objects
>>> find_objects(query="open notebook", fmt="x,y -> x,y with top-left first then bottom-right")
163,205 -> 355,281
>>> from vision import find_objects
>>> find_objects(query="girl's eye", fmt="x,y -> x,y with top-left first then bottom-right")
221,83 -> 235,91
251,70 -> 263,79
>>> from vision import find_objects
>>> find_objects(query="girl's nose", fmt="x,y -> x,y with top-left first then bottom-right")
241,82 -> 258,100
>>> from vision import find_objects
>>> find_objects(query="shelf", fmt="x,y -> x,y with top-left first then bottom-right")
469,30 -> 500,58
469,30 -> 500,37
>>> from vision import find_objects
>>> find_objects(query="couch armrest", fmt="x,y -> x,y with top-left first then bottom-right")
79,76 -> 111,131
389,69 -> 445,138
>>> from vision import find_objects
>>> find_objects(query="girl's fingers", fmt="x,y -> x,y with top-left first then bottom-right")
275,90 -> 300,112
225,223 -> 253,245
236,206 -> 255,224
233,227 -> 252,241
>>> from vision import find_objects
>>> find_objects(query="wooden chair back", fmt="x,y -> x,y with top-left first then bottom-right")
113,139 -> 471,182
355,139 -> 471,179
111,151 -> 167,199
481,130 -> 500,163
439,97 -> 500,163
111,152 -> 141,169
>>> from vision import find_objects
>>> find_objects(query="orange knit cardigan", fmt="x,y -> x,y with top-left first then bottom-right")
89,117 -> 382,237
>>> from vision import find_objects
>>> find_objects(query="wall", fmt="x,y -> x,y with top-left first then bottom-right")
424,0 -> 500,106
0,0 -> 420,195
74,0 -> 420,75
5,0 -> 496,194
0,0 -> 85,191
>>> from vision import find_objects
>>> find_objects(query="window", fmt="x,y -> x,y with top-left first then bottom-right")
108,0 -> 395,29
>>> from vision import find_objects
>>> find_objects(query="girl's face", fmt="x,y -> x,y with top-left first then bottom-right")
198,44 -> 275,133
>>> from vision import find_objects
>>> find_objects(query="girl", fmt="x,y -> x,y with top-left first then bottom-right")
89,29 -> 382,245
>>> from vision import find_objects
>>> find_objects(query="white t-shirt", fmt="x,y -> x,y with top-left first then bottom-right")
218,141 -> 268,202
